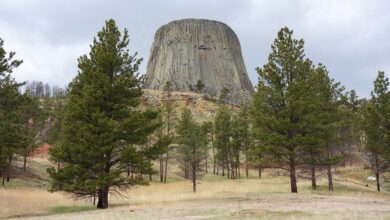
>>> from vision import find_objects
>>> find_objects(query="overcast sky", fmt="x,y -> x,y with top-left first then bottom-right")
1,0 -> 389,97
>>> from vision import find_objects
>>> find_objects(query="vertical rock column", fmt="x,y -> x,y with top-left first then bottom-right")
144,19 -> 253,104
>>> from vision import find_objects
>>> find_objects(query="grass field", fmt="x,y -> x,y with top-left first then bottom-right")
1,155 -> 390,219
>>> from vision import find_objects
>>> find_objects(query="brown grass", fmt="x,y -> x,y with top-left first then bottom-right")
2,155 -> 390,219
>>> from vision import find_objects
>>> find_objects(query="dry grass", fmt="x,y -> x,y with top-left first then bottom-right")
2,155 -> 390,219
3,174 -> 390,219
0,188 -> 89,218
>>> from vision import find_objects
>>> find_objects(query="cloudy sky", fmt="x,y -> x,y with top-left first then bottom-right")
1,0 -> 389,97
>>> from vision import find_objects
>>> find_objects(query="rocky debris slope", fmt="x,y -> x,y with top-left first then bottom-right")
144,19 -> 254,105
142,89 -> 239,122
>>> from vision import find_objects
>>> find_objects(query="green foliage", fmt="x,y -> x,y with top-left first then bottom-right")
47,88 -> 67,145
0,37 -> 24,178
219,87 -> 229,103
47,19 -> 158,208
176,108 -> 208,192
214,105 -> 232,176
362,71 -> 390,189
195,80 -> 205,93
19,93 -> 44,166
252,27 -> 343,192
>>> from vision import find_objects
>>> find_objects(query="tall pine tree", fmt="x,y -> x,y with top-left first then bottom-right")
176,109 -> 207,192
253,27 -> 318,193
363,71 -> 390,192
48,20 -> 158,208
0,37 -> 24,185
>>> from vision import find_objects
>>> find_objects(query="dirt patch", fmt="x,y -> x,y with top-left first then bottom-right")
32,143 -> 51,155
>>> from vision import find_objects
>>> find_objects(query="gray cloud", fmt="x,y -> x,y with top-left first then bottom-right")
0,0 -> 388,97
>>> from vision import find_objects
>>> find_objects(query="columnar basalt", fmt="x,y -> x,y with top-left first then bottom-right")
144,19 -> 253,104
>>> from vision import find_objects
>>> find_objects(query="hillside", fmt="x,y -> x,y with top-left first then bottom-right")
142,89 -> 240,122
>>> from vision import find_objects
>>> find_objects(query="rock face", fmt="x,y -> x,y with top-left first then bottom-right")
144,19 -> 253,104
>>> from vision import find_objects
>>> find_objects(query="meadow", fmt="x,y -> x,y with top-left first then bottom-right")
2,155 -> 390,220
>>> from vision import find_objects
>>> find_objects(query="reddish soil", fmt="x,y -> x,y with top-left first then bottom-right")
31,143 -> 51,155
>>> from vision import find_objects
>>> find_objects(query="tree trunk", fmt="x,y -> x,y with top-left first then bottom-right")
97,187 -> 109,209
327,165 -> 333,192
311,165 -> 317,190
6,155 -> 12,182
245,155 -> 249,178
349,146 -> 353,166
212,133 -> 215,175
160,155 -> 164,182
289,156 -> 298,193
238,164 -> 240,179
374,153 -> 380,192
23,154 -> 27,171
192,168 -> 196,193
258,165 -> 262,179
226,155 -> 230,178
164,151 -> 168,183
205,153 -> 208,173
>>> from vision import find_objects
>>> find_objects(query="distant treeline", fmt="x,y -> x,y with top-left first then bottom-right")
23,80 -> 67,98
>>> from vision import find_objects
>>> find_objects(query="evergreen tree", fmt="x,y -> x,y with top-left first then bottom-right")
214,105 -> 231,177
252,27 -> 317,193
20,93 -> 44,171
195,80 -> 205,93
219,87 -> 230,104
201,121 -> 213,173
47,88 -> 67,145
0,37 -> 24,185
176,109 -> 207,192
302,64 -> 343,191
162,80 -> 175,183
47,20 -> 158,208
363,71 -> 390,192
232,104 -> 252,178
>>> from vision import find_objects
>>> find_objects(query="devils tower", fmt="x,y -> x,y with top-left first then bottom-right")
144,19 -> 253,104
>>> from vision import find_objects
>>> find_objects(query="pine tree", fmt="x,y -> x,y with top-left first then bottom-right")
176,108 -> 207,192
195,80 -> 205,93
20,93 -> 43,171
302,64 -> 343,191
232,104 -> 252,178
252,27 -> 317,193
201,121 -> 213,173
0,37 -> 24,185
47,20 -> 158,208
363,71 -> 390,192
162,81 -> 175,183
47,88 -> 67,145
214,105 -> 231,177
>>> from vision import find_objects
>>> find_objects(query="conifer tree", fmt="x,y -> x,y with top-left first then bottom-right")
232,104 -> 252,178
303,64 -> 342,191
176,109 -> 207,192
214,105 -> 231,177
48,20 -> 158,208
195,80 -> 205,93
162,81 -> 175,183
0,37 -> 24,185
201,121 -> 213,173
20,93 -> 43,171
253,27 -> 317,193
363,71 -> 390,192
